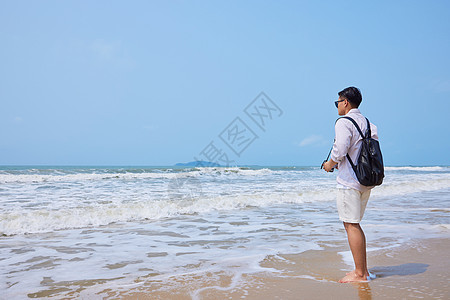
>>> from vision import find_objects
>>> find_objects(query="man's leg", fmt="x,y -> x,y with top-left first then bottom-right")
339,222 -> 369,283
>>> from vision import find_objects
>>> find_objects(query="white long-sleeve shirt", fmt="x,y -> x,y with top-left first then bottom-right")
330,108 -> 379,192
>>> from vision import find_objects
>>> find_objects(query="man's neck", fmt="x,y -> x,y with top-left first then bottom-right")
345,107 -> 358,115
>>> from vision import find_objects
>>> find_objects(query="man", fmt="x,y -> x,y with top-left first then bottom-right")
322,86 -> 378,283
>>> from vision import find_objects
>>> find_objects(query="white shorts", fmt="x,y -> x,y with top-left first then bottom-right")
336,187 -> 371,223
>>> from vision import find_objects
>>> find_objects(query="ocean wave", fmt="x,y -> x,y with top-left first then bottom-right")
372,177 -> 450,197
2,166 -> 448,184
0,167 -> 278,184
0,189 -> 335,236
384,166 -> 447,171
2,166 -> 450,235
3,174 -> 450,235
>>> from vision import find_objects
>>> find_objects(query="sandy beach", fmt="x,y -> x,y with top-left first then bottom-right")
115,237 -> 449,299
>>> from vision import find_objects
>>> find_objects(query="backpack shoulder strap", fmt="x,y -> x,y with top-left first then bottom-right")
365,118 -> 371,138
335,116 -> 367,172
336,116 -> 364,138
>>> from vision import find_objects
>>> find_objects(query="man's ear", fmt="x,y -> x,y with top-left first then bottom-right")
345,99 -> 354,108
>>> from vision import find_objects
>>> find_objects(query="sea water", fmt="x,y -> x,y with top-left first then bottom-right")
1,166 -> 449,298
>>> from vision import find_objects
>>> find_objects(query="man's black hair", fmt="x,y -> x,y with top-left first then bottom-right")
338,86 -> 362,108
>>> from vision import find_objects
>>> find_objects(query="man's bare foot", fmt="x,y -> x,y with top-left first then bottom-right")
345,269 -> 372,278
339,272 -> 369,283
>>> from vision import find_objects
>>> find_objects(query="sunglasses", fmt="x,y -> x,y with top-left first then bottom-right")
334,99 -> 345,108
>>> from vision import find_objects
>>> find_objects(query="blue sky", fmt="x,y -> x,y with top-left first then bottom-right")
1,0 -> 449,166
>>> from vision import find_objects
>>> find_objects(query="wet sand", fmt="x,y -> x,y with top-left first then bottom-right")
114,237 -> 449,299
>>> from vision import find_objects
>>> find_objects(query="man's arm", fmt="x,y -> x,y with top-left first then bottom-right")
323,119 -> 352,172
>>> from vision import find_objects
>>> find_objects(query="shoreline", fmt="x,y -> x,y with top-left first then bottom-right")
113,237 -> 450,299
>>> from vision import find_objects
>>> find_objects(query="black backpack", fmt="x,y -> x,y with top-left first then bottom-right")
339,116 -> 384,186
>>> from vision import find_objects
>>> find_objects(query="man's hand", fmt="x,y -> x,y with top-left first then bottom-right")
322,160 -> 337,172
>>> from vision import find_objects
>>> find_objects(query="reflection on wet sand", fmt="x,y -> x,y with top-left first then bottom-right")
352,282 -> 372,300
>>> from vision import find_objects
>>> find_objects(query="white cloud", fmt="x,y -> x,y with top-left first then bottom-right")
143,124 -> 158,132
55,38 -> 135,69
429,79 -> 450,93
13,116 -> 23,123
91,39 -> 118,60
298,134 -> 327,147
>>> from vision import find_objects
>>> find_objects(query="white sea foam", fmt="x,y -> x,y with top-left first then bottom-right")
1,167 -> 450,235
0,167 -> 278,184
371,176 -> 450,198
0,190 -> 334,235
384,166 -> 447,171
